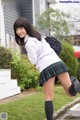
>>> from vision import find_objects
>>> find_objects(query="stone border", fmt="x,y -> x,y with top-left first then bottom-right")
53,97 -> 80,120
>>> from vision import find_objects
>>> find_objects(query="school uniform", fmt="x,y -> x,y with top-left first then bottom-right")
24,35 -> 69,86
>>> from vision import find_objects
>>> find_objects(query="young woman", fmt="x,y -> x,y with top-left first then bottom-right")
13,17 -> 80,120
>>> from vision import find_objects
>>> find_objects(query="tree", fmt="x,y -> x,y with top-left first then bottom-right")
37,8 -> 73,40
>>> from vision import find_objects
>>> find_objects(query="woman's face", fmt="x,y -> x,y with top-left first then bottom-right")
16,27 -> 27,38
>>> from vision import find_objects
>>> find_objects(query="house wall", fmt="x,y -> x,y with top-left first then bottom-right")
19,0 -> 41,26
0,0 -> 48,48
0,0 -> 5,46
20,0 -> 33,24
1,0 -> 20,48
33,0 -> 40,25
71,35 -> 80,46
3,0 -> 20,36
3,0 -> 40,37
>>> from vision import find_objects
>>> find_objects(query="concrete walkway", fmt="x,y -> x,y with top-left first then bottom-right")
0,89 -> 38,104
53,97 -> 80,120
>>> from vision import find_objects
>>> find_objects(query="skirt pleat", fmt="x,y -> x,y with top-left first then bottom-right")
39,61 -> 69,86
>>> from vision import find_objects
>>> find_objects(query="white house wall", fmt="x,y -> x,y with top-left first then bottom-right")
0,0 -> 5,46
32,0 -> 40,25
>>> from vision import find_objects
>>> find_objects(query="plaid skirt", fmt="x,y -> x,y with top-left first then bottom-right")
39,61 -> 69,86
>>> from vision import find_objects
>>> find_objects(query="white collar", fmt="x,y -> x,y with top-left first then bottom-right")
24,35 -> 29,44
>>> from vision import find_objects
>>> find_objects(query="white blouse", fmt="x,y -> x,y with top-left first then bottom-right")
25,35 -> 62,72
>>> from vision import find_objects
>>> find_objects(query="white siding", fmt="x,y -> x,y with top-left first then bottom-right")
0,0 -> 5,46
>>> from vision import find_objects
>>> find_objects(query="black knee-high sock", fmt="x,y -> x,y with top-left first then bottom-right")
45,101 -> 53,120
68,84 -> 77,96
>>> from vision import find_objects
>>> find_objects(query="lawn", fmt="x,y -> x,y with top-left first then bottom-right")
0,86 -> 79,120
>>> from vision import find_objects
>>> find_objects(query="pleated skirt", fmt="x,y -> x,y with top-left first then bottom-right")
39,61 -> 69,86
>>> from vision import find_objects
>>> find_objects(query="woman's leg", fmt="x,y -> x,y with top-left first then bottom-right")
57,72 -> 77,97
42,77 -> 55,120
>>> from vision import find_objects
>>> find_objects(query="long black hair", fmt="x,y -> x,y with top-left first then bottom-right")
13,17 -> 41,46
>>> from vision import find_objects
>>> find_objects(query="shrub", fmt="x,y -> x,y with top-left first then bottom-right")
59,42 -> 78,76
0,46 -> 12,69
76,61 -> 80,81
11,53 -> 39,91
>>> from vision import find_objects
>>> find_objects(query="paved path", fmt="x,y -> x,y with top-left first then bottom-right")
0,89 -> 38,104
53,97 -> 80,120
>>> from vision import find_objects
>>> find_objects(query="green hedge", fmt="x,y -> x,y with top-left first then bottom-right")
0,46 -> 12,68
11,53 -> 39,91
59,42 -> 78,76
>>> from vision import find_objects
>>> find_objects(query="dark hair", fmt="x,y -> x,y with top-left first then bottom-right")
13,17 -> 41,46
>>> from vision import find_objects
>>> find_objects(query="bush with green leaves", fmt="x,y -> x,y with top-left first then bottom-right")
0,46 -> 12,68
11,52 -> 39,91
59,42 -> 78,76
76,61 -> 80,81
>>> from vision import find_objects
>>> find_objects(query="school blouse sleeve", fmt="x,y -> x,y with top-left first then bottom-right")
26,41 -> 37,65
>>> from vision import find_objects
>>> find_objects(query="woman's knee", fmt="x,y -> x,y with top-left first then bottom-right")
42,78 -> 55,101
44,91 -> 54,101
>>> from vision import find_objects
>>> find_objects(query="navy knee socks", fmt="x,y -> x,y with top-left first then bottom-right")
45,101 -> 53,120
69,76 -> 80,96
68,84 -> 77,96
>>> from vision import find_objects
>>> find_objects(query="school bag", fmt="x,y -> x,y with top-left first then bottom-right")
45,36 -> 62,55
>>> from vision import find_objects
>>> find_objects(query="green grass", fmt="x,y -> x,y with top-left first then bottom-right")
0,86 -> 79,120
